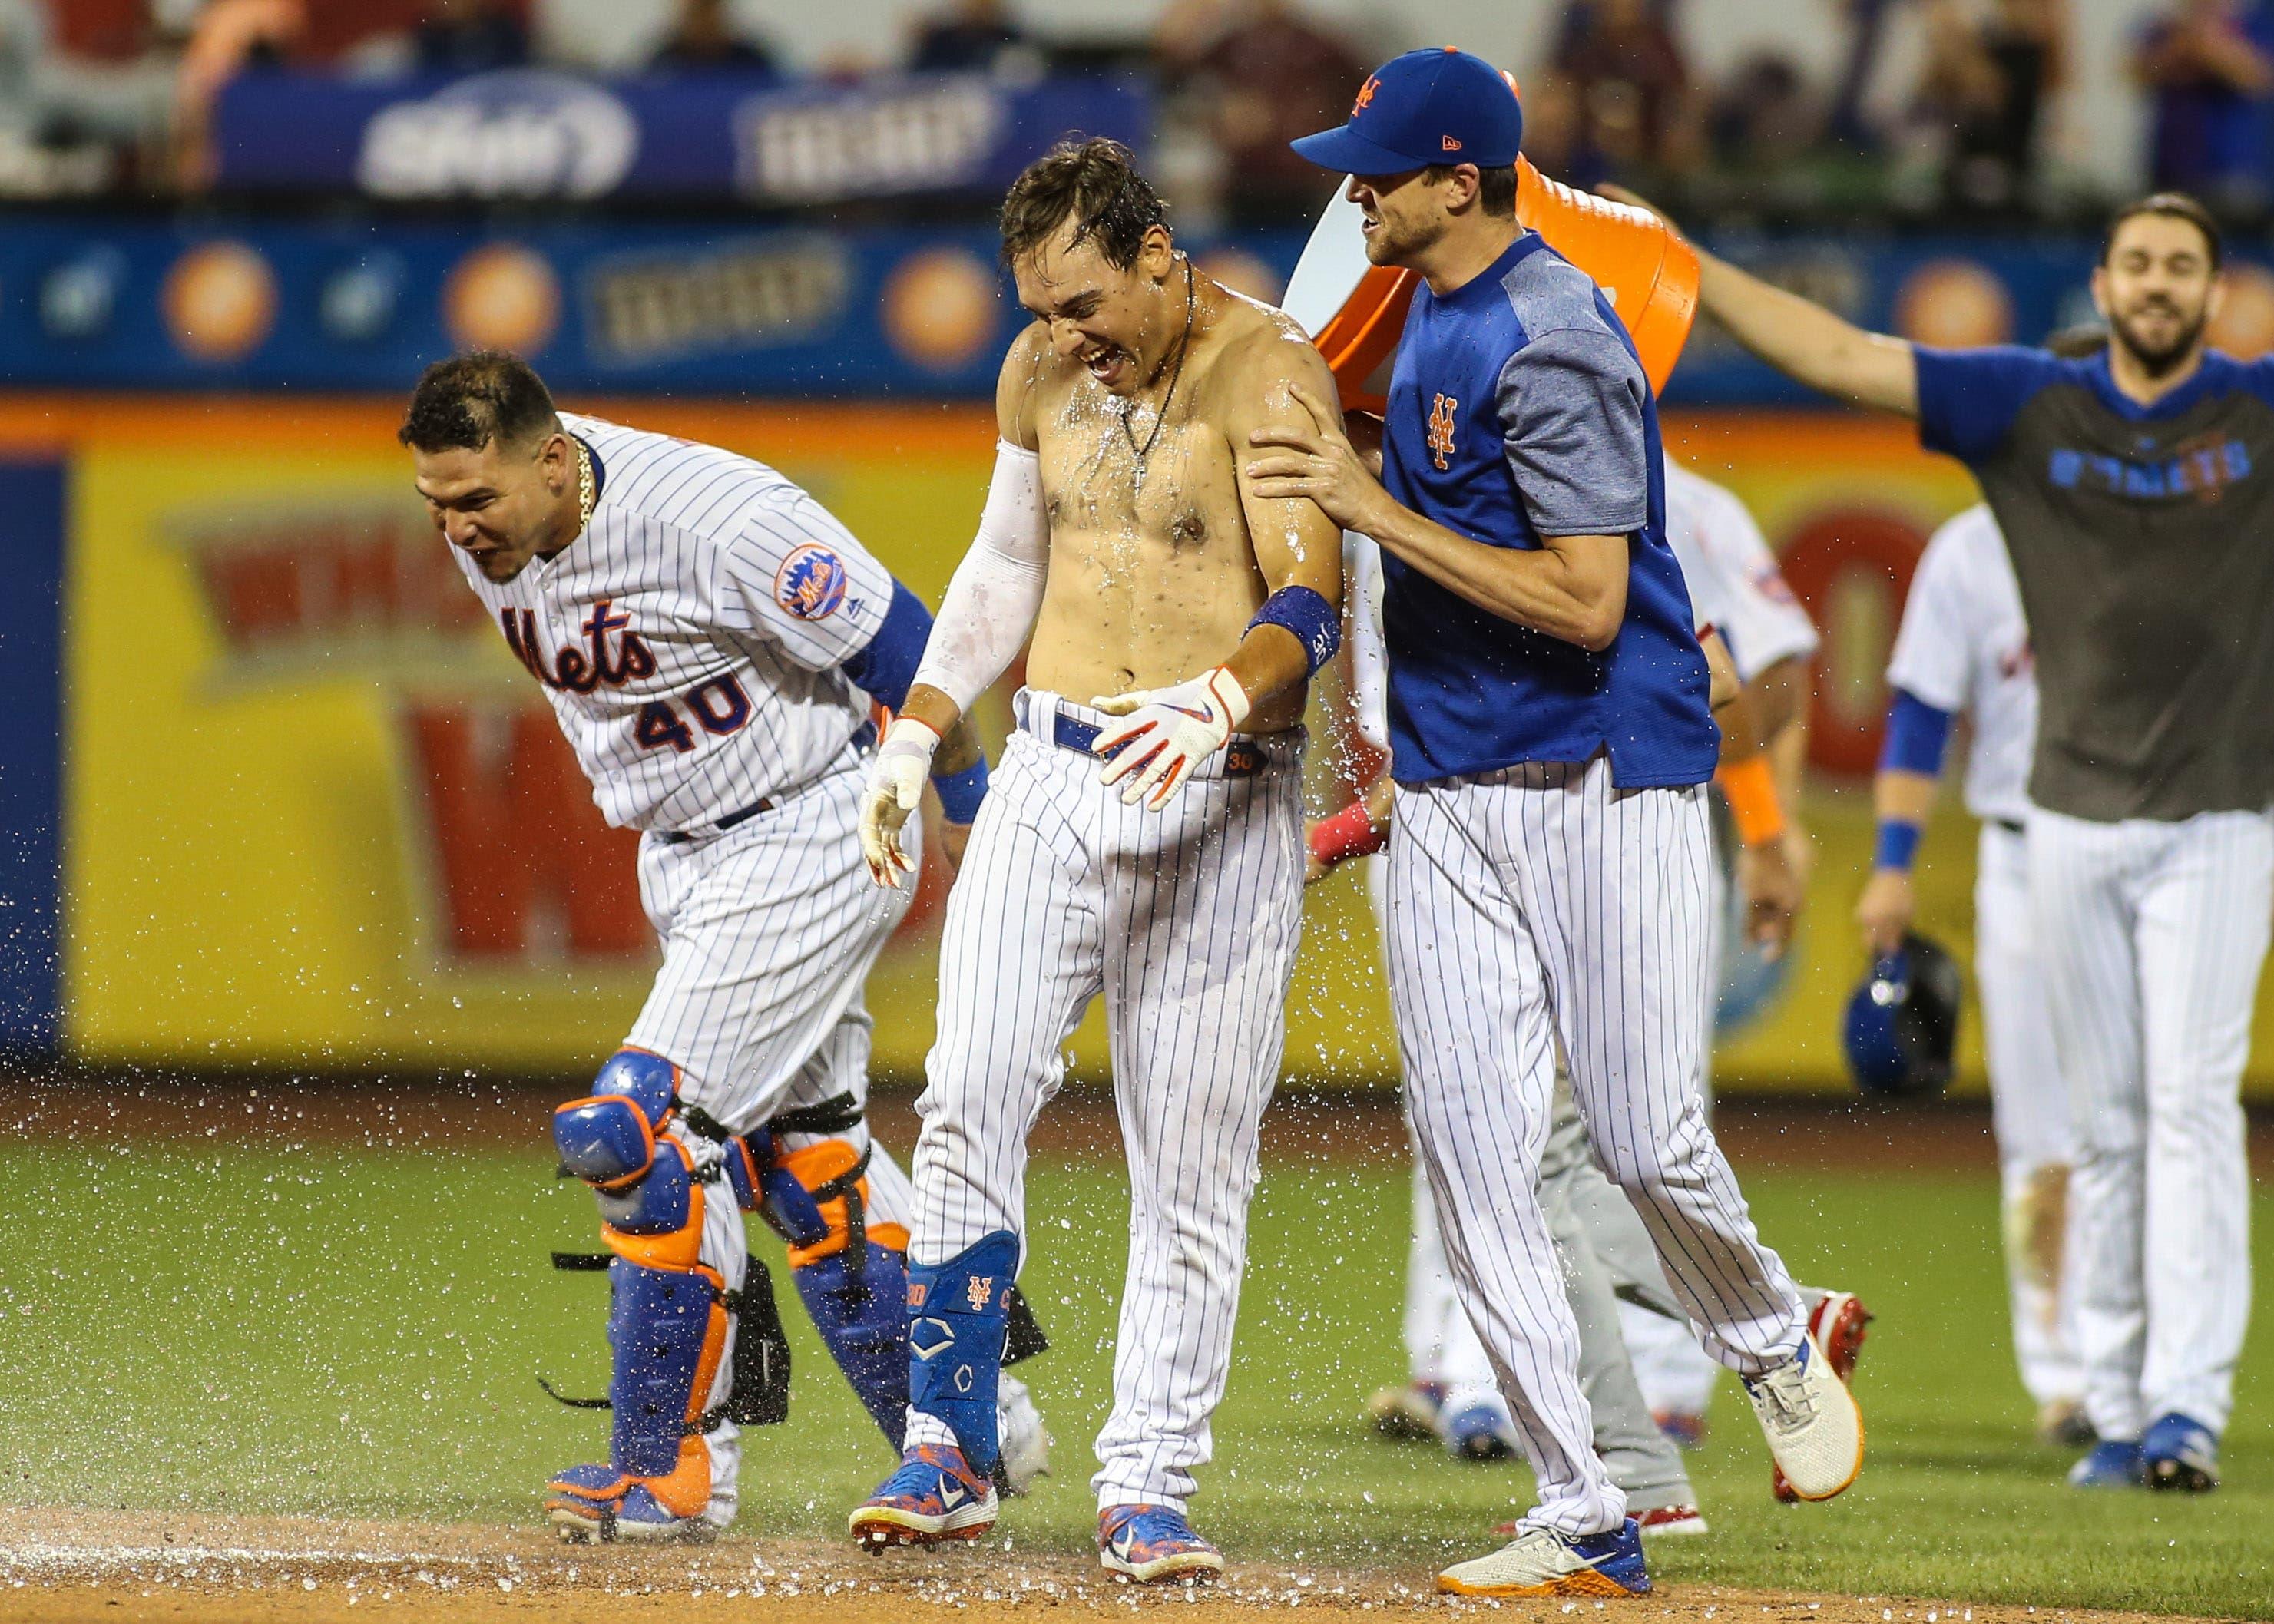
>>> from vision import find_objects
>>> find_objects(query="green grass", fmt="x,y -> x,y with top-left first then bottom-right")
2,1130 -> 2270,1616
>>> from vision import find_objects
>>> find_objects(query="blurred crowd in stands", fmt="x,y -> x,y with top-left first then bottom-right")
4,0 -> 2272,224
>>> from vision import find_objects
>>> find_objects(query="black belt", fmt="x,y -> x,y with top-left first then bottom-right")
655,796 -> 775,844
1048,713 -> 1265,779
653,720 -> 876,845
1992,818 -> 2024,836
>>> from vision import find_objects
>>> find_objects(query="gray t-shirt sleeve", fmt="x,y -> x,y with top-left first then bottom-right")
1494,325 -> 1651,537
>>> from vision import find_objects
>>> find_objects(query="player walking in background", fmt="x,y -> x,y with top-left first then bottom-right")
399,353 -> 1047,1543
1657,187 -> 2273,1491
846,139 -> 1344,1583
1267,51 -> 1862,1597
1861,497 -> 2089,1447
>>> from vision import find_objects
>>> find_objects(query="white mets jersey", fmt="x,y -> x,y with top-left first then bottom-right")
1342,461 -> 1809,757
1663,462 -> 1819,685
449,412 -> 894,832
1885,503 -> 2036,825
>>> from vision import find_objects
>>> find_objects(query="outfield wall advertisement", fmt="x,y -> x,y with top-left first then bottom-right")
18,395 -> 2274,1096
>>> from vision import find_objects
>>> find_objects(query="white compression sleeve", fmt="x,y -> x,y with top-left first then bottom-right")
909,441 -> 1049,715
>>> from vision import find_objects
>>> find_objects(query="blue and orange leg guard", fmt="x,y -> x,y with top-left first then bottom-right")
724,1126 -> 912,1444
545,1050 -> 727,1543
906,1231 -> 1020,1481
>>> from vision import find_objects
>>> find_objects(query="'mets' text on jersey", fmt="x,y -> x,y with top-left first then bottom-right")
450,412 -> 894,832
1918,348 -> 2274,822
1378,233 -> 1718,786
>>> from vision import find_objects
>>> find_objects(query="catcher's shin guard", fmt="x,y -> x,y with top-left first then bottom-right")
906,1231 -> 1019,1480
724,1125 -> 915,1443
545,1050 -> 728,1539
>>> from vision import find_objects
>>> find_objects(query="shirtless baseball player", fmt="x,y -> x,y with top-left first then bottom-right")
400,353 -> 1047,1544
1266,50 -> 1863,1596
1647,185 -> 2274,1493
844,138 -> 1345,1583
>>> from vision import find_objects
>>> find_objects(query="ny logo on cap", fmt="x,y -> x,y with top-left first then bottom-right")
1353,74 -> 1379,114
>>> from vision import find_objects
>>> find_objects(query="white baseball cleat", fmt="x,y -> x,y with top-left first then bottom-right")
996,1372 -> 1054,1495
1743,1327 -> 1865,1501
1438,1519 -> 1652,1596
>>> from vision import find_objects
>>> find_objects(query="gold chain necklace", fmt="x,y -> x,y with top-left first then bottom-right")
573,438 -> 596,533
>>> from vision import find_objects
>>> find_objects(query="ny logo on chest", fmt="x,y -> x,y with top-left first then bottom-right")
1427,393 -> 1459,471
501,598 -> 659,694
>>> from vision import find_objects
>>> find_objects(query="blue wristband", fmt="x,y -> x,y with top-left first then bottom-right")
1874,819 -> 1922,872
1879,690 -> 1955,777
931,757 -> 989,825
1247,584 -> 1340,675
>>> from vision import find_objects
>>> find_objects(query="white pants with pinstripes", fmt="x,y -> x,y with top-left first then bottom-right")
2025,805 -> 2272,1440
624,757 -> 919,1523
1973,822 -> 2084,1410
905,690 -> 1306,1514
1387,758 -> 1804,1537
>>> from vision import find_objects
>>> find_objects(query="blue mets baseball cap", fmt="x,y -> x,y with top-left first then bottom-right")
1290,47 -> 1524,175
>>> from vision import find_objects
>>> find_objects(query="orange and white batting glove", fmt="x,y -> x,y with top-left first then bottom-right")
1090,666 -> 1250,809
859,716 -> 938,887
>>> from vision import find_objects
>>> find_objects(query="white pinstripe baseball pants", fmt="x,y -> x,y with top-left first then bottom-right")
2025,805 -> 2271,1440
1974,822 -> 2084,1409
625,759 -> 919,1521
904,690 -> 1306,1513
1387,758 -> 1804,1536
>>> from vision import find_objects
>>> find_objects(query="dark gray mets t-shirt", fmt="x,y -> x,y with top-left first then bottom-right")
1916,346 -> 2274,823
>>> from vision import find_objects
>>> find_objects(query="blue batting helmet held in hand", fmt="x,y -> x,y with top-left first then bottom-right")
1842,932 -> 1963,1098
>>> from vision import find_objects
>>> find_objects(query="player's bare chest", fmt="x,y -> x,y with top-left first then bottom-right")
1035,405 -> 1239,555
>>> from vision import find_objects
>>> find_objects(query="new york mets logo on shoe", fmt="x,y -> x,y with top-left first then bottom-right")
1428,394 -> 1458,471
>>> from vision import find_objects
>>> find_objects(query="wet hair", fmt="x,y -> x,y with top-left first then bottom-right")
2102,193 -> 2222,271
999,137 -> 1169,270
1422,161 -> 1519,217
2042,323 -> 2110,360
399,350 -> 560,453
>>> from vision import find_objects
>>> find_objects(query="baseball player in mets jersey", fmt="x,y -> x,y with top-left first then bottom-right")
1862,501 -> 2087,1445
1675,187 -> 2274,1492
399,352 -> 1047,1544
1267,50 -> 1862,1596
845,138 -> 1344,1583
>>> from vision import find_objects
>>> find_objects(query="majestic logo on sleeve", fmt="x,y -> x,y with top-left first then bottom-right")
775,544 -> 850,620
501,598 -> 657,693
1427,393 -> 1458,471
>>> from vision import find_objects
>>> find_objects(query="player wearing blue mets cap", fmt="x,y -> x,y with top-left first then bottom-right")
1289,46 -> 1523,174
1255,47 -> 1867,1599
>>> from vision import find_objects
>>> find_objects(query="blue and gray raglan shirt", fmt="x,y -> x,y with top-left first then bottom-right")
1915,344 -> 2274,822
1378,231 -> 1718,788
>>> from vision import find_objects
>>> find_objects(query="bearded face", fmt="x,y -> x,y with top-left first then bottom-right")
2094,213 -> 2222,379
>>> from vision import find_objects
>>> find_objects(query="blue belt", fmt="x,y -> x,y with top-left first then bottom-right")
1048,713 -> 1264,778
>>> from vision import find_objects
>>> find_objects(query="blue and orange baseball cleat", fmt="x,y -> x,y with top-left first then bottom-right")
1097,1503 -> 1224,1584
849,1444 -> 998,1549
1438,1518 -> 1653,1596
545,1455 -> 714,1544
